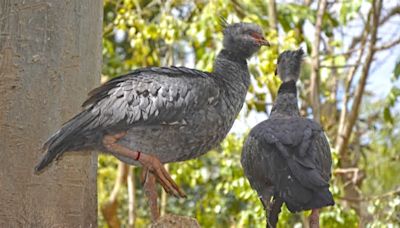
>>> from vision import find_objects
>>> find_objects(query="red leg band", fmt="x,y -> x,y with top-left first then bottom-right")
135,151 -> 141,161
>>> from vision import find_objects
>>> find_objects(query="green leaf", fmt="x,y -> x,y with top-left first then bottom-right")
394,60 -> 400,80
383,107 -> 394,125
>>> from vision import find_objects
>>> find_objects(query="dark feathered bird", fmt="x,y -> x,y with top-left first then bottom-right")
241,48 -> 334,228
35,22 -> 269,221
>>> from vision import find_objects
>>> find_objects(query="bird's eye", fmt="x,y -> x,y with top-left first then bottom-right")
249,31 -> 262,40
243,30 -> 255,36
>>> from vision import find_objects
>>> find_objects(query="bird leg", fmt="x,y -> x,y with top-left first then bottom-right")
141,168 -> 159,222
267,197 -> 283,228
309,209 -> 320,228
102,132 -> 186,198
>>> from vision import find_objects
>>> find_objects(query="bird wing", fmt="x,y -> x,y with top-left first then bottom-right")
241,133 -> 275,193
266,118 -> 332,189
82,66 -> 220,131
307,121 -> 333,182
242,120 -> 289,191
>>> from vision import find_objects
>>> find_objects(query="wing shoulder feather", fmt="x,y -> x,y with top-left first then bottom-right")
82,66 -> 219,130
289,119 -> 332,188
311,130 -> 333,179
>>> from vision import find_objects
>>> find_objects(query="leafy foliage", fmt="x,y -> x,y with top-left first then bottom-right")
98,0 -> 400,227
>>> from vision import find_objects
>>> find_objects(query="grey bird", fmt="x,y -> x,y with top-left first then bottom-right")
35,22 -> 270,221
241,48 -> 334,228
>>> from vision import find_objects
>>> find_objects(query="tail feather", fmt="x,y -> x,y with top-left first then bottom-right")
276,160 -> 334,213
279,168 -> 334,212
288,159 -> 329,188
284,185 -> 334,213
35,111 -> 95,173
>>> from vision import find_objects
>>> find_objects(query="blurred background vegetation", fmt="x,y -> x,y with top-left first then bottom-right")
98,0 -> 400,227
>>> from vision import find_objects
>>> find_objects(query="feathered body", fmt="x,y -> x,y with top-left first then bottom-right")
242,82 -> 334,213
36,22 -> 268,171
241,49 -> 334,224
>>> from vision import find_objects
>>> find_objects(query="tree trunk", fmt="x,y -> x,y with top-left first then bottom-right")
0,0 -> 102,226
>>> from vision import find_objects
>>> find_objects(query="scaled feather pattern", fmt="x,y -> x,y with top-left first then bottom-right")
36,22 -> 268,172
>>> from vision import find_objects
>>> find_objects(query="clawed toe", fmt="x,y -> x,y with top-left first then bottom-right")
154,166 -> 186,198
139,153 -> 186,198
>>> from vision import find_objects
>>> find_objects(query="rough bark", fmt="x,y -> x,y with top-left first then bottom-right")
0,0 -> 102,226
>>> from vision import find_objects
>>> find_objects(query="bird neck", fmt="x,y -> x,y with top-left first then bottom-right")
211,49 -> 251,116
213,49 -> 250,88
217,49 -> 247,65
270,80 -> 300,118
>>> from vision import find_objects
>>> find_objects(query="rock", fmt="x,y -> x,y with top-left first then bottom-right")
150,214 -> 200,228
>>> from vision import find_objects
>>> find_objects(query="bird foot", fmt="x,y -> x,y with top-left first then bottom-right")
102,132 -> 186,198
309,209 -> 320,228
139,152 -> 186,198
266,197 -> 283,228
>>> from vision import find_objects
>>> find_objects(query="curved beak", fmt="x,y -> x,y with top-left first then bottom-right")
251,32 -> 270,47
259,37 -> 270,46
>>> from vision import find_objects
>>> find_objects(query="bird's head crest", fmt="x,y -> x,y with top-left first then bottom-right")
275,48 -> 305,82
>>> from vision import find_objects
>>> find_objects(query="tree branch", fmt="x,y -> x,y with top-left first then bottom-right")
338,186 -> 400,202
267,0 -> 278,33
320,48 -> 359,61
229,0 -> 246,18
336,0 -> 383,162
380,5 -> 400,25
310,0 -> 328,124
101,161 -> 129,228
127,166 -> 136,228
374,37 -> 400,51
336,9 -> 372,154
320,64 -> 359,68
334,168 -> 363,185
103,0 -> 123,37
344,5 -> 399,59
